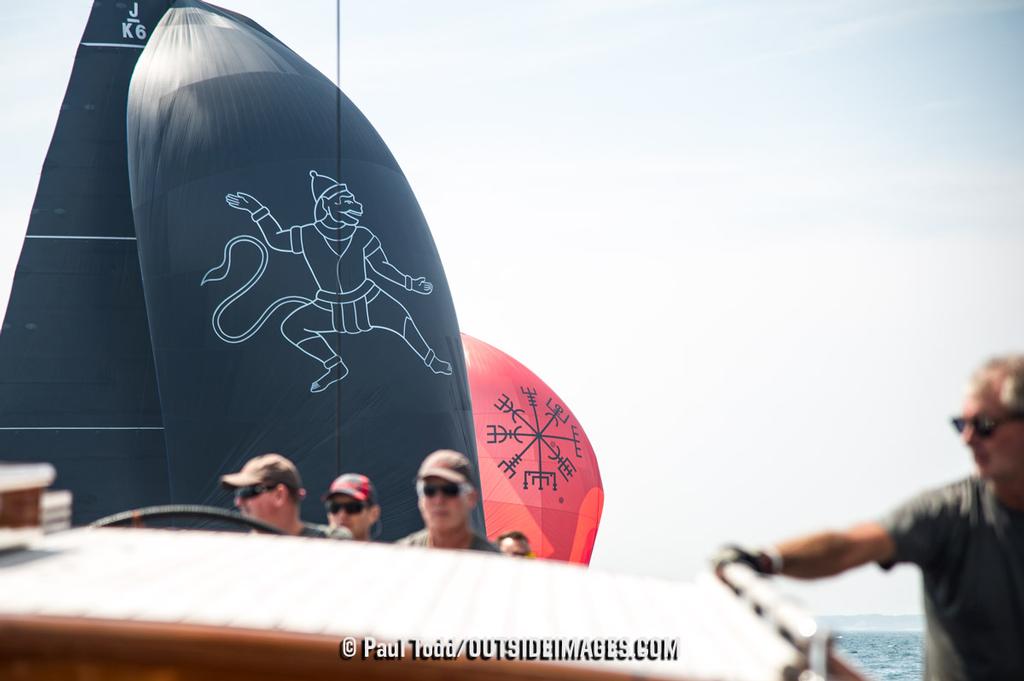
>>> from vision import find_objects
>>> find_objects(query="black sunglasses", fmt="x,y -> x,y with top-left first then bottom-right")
951,414 -> 1024,439
326,500 -> 366,515
234,483 -> 278,501
417,481 -> 466,498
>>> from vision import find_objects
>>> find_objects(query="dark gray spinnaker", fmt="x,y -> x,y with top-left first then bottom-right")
0,1 -> 174,524
127,1 -> 479,538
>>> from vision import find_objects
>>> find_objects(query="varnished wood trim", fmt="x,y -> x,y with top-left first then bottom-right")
0,615 -> 674,681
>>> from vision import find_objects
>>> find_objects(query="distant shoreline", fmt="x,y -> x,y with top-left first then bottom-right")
820,614 -> 924,632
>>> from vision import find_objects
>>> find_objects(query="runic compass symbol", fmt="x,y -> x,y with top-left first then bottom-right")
490,387 -> 583,492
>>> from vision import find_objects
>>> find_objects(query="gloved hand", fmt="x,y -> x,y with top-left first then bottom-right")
712,544 -> 778,575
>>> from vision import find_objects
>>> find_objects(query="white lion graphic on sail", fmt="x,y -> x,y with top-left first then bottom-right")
202,170 -> 453,393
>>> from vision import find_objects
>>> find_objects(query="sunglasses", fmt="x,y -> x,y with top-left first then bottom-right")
951,414 -> 1024,439
417,480 -> 470,499
234,483 -> 278,501
326,500 -> 366,515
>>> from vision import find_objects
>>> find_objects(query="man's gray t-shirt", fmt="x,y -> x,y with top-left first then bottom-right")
879,477 -> 1024,681
396,528 -> 500,553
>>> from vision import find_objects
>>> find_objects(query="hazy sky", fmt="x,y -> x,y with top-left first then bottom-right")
2,0 -> 1023,615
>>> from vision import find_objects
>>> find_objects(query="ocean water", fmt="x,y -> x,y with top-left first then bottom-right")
833,630 -> 923,681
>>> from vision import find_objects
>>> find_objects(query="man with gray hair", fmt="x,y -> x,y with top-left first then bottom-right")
396,449 -> 499,553
716,355 -> 1024,681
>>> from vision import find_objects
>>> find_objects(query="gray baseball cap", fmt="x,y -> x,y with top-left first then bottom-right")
416,449 -> 474,486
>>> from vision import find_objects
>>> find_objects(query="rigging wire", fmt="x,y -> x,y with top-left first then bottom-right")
334,0 -> 343,476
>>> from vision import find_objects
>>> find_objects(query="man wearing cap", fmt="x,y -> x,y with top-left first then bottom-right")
324,473 -> 380,541
397,449 -> 499,552
220,453 -> 331,538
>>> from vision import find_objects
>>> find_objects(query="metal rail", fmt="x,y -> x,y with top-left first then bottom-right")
716,563 -> 866,681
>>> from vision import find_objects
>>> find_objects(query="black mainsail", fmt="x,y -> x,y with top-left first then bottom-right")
0,1 -> 173,524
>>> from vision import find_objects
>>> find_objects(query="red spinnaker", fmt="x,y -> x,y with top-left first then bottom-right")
463,334 -> 603,564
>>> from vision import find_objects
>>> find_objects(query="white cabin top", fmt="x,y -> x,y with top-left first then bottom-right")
0,527 -> 863,681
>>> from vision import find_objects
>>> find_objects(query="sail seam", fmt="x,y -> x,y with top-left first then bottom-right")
0,427 -> 164,431
27,235 -> 137,241
80,42 -> 146,50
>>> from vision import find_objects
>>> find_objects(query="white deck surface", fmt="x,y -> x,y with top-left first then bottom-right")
0,527 -> 805,681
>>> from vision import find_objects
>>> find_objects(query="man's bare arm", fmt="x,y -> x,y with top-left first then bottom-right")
775,522 -> 896,579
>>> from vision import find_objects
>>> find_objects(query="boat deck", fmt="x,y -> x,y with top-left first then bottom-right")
0,527 -> 856,680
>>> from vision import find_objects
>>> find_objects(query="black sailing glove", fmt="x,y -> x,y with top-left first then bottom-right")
712,544 -> 778,575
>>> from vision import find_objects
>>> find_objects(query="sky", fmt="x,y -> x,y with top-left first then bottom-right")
1,0 -> 1023,616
